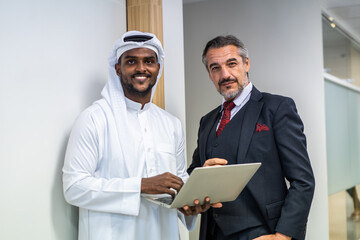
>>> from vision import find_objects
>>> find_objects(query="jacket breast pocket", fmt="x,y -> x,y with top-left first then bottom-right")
155,143 -> 177,173
266,200 -> 284,220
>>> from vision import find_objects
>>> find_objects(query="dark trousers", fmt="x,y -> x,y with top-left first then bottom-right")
206,224 -> 270,240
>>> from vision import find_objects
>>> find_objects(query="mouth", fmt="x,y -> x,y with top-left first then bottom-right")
132,74 -> 152,83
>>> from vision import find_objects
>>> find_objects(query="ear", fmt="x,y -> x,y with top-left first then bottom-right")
114,63 -> 121,77
245,57 -> 250,72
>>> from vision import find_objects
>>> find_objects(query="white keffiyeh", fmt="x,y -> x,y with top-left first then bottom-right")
99,31 -> 165,178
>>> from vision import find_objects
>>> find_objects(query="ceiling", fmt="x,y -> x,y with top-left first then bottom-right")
183,0 -> 360,43
322,0 -> 360,43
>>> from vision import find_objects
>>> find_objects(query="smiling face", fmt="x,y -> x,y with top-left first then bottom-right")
115,47 -> 160,105
205,45 -> 250,101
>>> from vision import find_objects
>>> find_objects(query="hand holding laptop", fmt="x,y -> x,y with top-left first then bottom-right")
178,158 -> 228,215
179,197 -> 223,216
143,162 -> 261,210
141,172 -> 184,198
203,157 -> 228,167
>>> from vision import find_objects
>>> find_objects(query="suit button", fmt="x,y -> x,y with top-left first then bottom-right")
214,143 -> 218,147
213,213 -> 218,218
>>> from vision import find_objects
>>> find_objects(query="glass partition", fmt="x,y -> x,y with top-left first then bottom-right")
323,13 -> 360,240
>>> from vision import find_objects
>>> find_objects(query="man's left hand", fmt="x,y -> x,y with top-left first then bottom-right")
253,232 -> 291,240
179,197 -> 222,216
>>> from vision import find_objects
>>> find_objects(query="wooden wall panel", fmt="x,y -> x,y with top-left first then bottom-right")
127,0 -> 164,109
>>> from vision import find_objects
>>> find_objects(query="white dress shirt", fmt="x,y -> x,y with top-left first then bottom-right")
217,82 -> 253,129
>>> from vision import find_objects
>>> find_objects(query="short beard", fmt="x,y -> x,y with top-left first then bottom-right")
122,81 -> 154,97
218,78 -> 243,100
219,88 -> 240,100
120,73 -> 155,97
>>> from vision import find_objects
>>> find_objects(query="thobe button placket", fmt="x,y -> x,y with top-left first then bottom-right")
138,110 -> 157,177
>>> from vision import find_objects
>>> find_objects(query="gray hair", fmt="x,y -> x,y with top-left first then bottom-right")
202,35 -> 248,70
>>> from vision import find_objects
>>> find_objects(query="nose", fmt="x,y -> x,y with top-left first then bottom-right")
220,67 -> 231,79
135,61 -> 146,72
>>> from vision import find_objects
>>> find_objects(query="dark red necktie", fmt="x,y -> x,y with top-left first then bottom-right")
216,101 -> 235,137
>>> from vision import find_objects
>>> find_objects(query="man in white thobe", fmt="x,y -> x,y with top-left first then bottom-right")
62,31 -> 214,240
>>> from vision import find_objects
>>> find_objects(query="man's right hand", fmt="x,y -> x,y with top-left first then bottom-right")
141,172 -> 184,198
203,158 -> 228,167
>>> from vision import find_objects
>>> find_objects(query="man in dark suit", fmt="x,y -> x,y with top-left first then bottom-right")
187,35 -> 315,240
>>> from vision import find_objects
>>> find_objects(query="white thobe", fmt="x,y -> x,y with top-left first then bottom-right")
63,97 -> 195,240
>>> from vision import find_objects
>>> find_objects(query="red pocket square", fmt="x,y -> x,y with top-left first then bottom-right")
256,123 -> 269,132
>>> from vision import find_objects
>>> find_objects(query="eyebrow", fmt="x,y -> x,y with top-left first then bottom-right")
209,62 -> 219,69
226,58 -> 238,63
208,57 -> 239,69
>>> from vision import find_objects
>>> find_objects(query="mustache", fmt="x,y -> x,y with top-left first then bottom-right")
218,78 -> 238,87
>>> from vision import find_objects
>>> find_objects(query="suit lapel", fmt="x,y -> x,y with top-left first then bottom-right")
237,86 -> 263,164
199,106 -> 221,163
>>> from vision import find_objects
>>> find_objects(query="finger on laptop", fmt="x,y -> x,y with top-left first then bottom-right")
203,158 -> 228,167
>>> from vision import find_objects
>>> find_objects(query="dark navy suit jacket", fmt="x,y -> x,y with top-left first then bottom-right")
187,86 -> 315,240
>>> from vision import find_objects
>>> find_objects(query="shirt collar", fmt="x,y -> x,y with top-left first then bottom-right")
124,97 -> 151,112
220,82 -> 253,111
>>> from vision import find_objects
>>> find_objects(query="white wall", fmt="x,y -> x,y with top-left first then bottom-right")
183,0 -> 329,239
0,0 -> 126,239
163,0 -> 187,131
162,1 -> 190,239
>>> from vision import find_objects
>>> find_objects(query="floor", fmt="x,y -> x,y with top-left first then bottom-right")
329,185 -> 360,240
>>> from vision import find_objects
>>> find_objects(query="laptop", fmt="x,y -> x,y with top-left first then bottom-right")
142,162 -> 261,209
